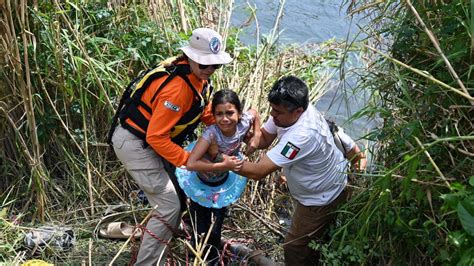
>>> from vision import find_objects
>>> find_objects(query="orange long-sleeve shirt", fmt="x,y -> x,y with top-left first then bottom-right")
134,62 -> 214,167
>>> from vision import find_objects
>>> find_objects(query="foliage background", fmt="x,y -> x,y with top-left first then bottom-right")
320,0 -> 473,265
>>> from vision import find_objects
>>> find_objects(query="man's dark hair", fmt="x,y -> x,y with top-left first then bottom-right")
268,76 -> 309,111
212,89 -> 242,114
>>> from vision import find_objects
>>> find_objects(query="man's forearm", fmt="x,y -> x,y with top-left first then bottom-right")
238,155 -> 280,181
258,129 -> 277,149
238,161 -> 266,180
347,145 -> 367,171
257,137 -> 272,149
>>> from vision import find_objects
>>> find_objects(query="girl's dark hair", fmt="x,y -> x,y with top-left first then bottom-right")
212,89 -> 242,114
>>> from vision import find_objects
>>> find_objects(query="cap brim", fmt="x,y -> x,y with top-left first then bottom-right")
180,46 -> 233,65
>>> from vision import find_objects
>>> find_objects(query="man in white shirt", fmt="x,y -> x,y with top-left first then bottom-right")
238,76 -> 365,265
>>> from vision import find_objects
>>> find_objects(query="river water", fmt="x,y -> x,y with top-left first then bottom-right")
231,0 -> 361,44
231,0 -> 374,141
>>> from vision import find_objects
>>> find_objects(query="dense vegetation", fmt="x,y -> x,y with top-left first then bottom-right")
319,1 -> 473,265
0,0 -> 472,265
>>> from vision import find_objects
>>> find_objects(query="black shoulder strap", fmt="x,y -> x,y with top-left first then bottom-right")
107,66 -> 176,145
325,119 -> 338,134
326,119 -> 350,157
149,72 -> 178,104
149,64 -> 200,104
107,73 -> 146,145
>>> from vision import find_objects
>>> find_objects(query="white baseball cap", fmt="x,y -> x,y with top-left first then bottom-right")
180,28 -> 233,65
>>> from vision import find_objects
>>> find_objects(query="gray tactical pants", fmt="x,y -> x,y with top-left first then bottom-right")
112,125 -> 181,265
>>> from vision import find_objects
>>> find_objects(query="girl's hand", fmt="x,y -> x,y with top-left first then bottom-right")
221,154 -> 243,171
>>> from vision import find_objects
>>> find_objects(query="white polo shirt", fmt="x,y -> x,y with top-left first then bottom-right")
264,105 -> 348,206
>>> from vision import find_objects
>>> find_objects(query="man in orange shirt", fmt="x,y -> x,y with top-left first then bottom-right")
111,28 -> 240,265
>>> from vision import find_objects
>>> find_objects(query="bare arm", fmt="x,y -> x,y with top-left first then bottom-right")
244,109 -> 262,155
186,137 -> 243,172
258,128 -> 277,149
237,154 -> 280,180
346,144 -> 367,172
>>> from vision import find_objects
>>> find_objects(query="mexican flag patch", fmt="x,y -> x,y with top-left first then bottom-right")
281,142 -> 300,160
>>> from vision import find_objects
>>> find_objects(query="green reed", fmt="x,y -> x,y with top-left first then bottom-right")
319,0 -> 474,264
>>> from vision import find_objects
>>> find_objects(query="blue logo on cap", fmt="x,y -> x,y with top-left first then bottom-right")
209,37 -> 221,54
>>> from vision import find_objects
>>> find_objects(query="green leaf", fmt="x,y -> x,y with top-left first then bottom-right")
408,218 -> 418,227
447,231 -> 465,247
462,196 -> 474,213
440,193 -> 459,206
457,201 -> 474,236
451,182 -> 465,191
439,249 -> 450,262
469,176 -> 474,187
66,0 -> 80,11
407,157 -> 419,179
457,246 -> 474,266
423,219 -> 433,228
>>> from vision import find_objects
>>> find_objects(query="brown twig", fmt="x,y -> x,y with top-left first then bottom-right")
413,136 -> 450,189
406,0 -> 473,106
234,203 -> 285,239
364,45 -> 474,102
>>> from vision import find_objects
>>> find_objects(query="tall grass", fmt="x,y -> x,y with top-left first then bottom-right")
320,0 -> 474,264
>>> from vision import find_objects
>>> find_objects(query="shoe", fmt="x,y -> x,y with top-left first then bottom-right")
98,222 -> 142,239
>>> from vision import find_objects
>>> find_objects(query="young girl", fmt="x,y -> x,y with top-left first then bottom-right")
176,89 -> 260,263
